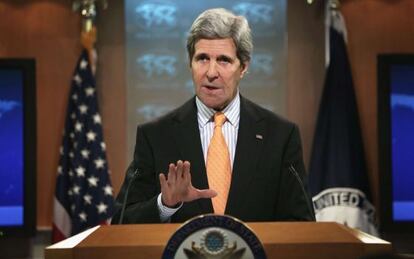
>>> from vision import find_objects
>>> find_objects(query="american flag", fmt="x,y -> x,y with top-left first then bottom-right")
52,49 -> 114,242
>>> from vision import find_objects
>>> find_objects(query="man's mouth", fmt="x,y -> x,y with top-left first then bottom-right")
203,85 -> 220,91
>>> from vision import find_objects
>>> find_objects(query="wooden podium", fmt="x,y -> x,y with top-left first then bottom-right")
45,222 -> 391,259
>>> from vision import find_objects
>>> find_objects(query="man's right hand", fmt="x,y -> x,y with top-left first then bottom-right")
159,160 -> 217,208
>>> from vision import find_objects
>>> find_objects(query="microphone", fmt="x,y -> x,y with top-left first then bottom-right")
287,164 -> 316,221
117,168 -> 140,224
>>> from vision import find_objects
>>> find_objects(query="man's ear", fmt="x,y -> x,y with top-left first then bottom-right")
240,61 -> 250,78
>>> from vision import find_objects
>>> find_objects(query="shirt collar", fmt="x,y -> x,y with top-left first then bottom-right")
196,92 -> 240,126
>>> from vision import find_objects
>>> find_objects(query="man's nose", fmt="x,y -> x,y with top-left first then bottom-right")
206,62 -> 219,81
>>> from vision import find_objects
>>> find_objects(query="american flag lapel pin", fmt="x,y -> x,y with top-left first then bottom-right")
256,134 -> 263,140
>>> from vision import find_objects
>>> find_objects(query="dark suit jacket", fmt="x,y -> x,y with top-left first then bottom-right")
112,96 -> 314,224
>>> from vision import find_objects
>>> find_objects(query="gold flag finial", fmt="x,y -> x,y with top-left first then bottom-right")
72,0 -> 108,33
329,0 -> 341,10
73,0 -> 107,73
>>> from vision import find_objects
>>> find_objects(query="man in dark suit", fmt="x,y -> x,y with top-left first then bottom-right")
112,8 -> 314,224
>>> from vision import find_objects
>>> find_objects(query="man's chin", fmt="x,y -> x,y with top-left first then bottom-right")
199,98 -> 226,111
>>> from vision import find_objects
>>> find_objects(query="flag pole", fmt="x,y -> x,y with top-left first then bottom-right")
72,0 -> 108,74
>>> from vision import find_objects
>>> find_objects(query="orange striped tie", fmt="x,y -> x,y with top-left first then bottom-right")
207,112 -> 231,214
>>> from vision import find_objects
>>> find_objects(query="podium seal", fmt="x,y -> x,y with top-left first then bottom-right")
162,214 -> 266,259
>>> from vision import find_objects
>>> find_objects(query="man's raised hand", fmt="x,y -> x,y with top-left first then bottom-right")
159,160 -> 217,207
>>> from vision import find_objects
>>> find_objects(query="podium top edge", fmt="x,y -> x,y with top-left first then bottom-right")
46,226 -> 101,249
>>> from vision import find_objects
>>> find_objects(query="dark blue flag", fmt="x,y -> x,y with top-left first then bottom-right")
53,49 -> 114,242
309,11 -> 378,235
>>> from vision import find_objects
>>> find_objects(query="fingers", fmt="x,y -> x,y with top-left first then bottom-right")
168,160 -> 185,183
167,163 -> 176,184
159,173 -> 175,207
166,160 -> 189,182
161,159 -> 216,204
176,160 -> 184,180
160,160 -> 190,206
159,173 -> 167,193
197,189 -> 218,199
183,161 -> 191,183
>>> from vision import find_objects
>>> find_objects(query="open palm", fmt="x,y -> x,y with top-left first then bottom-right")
159,160 -> 217,207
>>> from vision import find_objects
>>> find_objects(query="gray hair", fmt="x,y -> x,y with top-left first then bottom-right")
186,8 -> 253,67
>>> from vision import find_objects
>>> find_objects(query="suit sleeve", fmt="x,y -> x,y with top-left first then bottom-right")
112,125 -> 161,224
275,124 -> 315,221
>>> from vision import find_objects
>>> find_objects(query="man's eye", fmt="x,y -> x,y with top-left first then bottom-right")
218,57 -> 232,64
195,55 -> 209,62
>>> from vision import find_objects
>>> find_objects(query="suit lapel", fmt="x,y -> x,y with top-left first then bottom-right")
226,97 -> 266,216
171,98 -> 213,213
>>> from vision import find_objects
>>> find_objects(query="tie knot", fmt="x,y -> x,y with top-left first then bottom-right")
214,112 -> 226,127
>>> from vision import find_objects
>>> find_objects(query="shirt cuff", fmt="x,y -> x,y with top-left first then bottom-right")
157,193 -> 182,222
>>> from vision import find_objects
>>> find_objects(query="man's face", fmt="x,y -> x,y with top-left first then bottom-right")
191,38 -> 249,110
